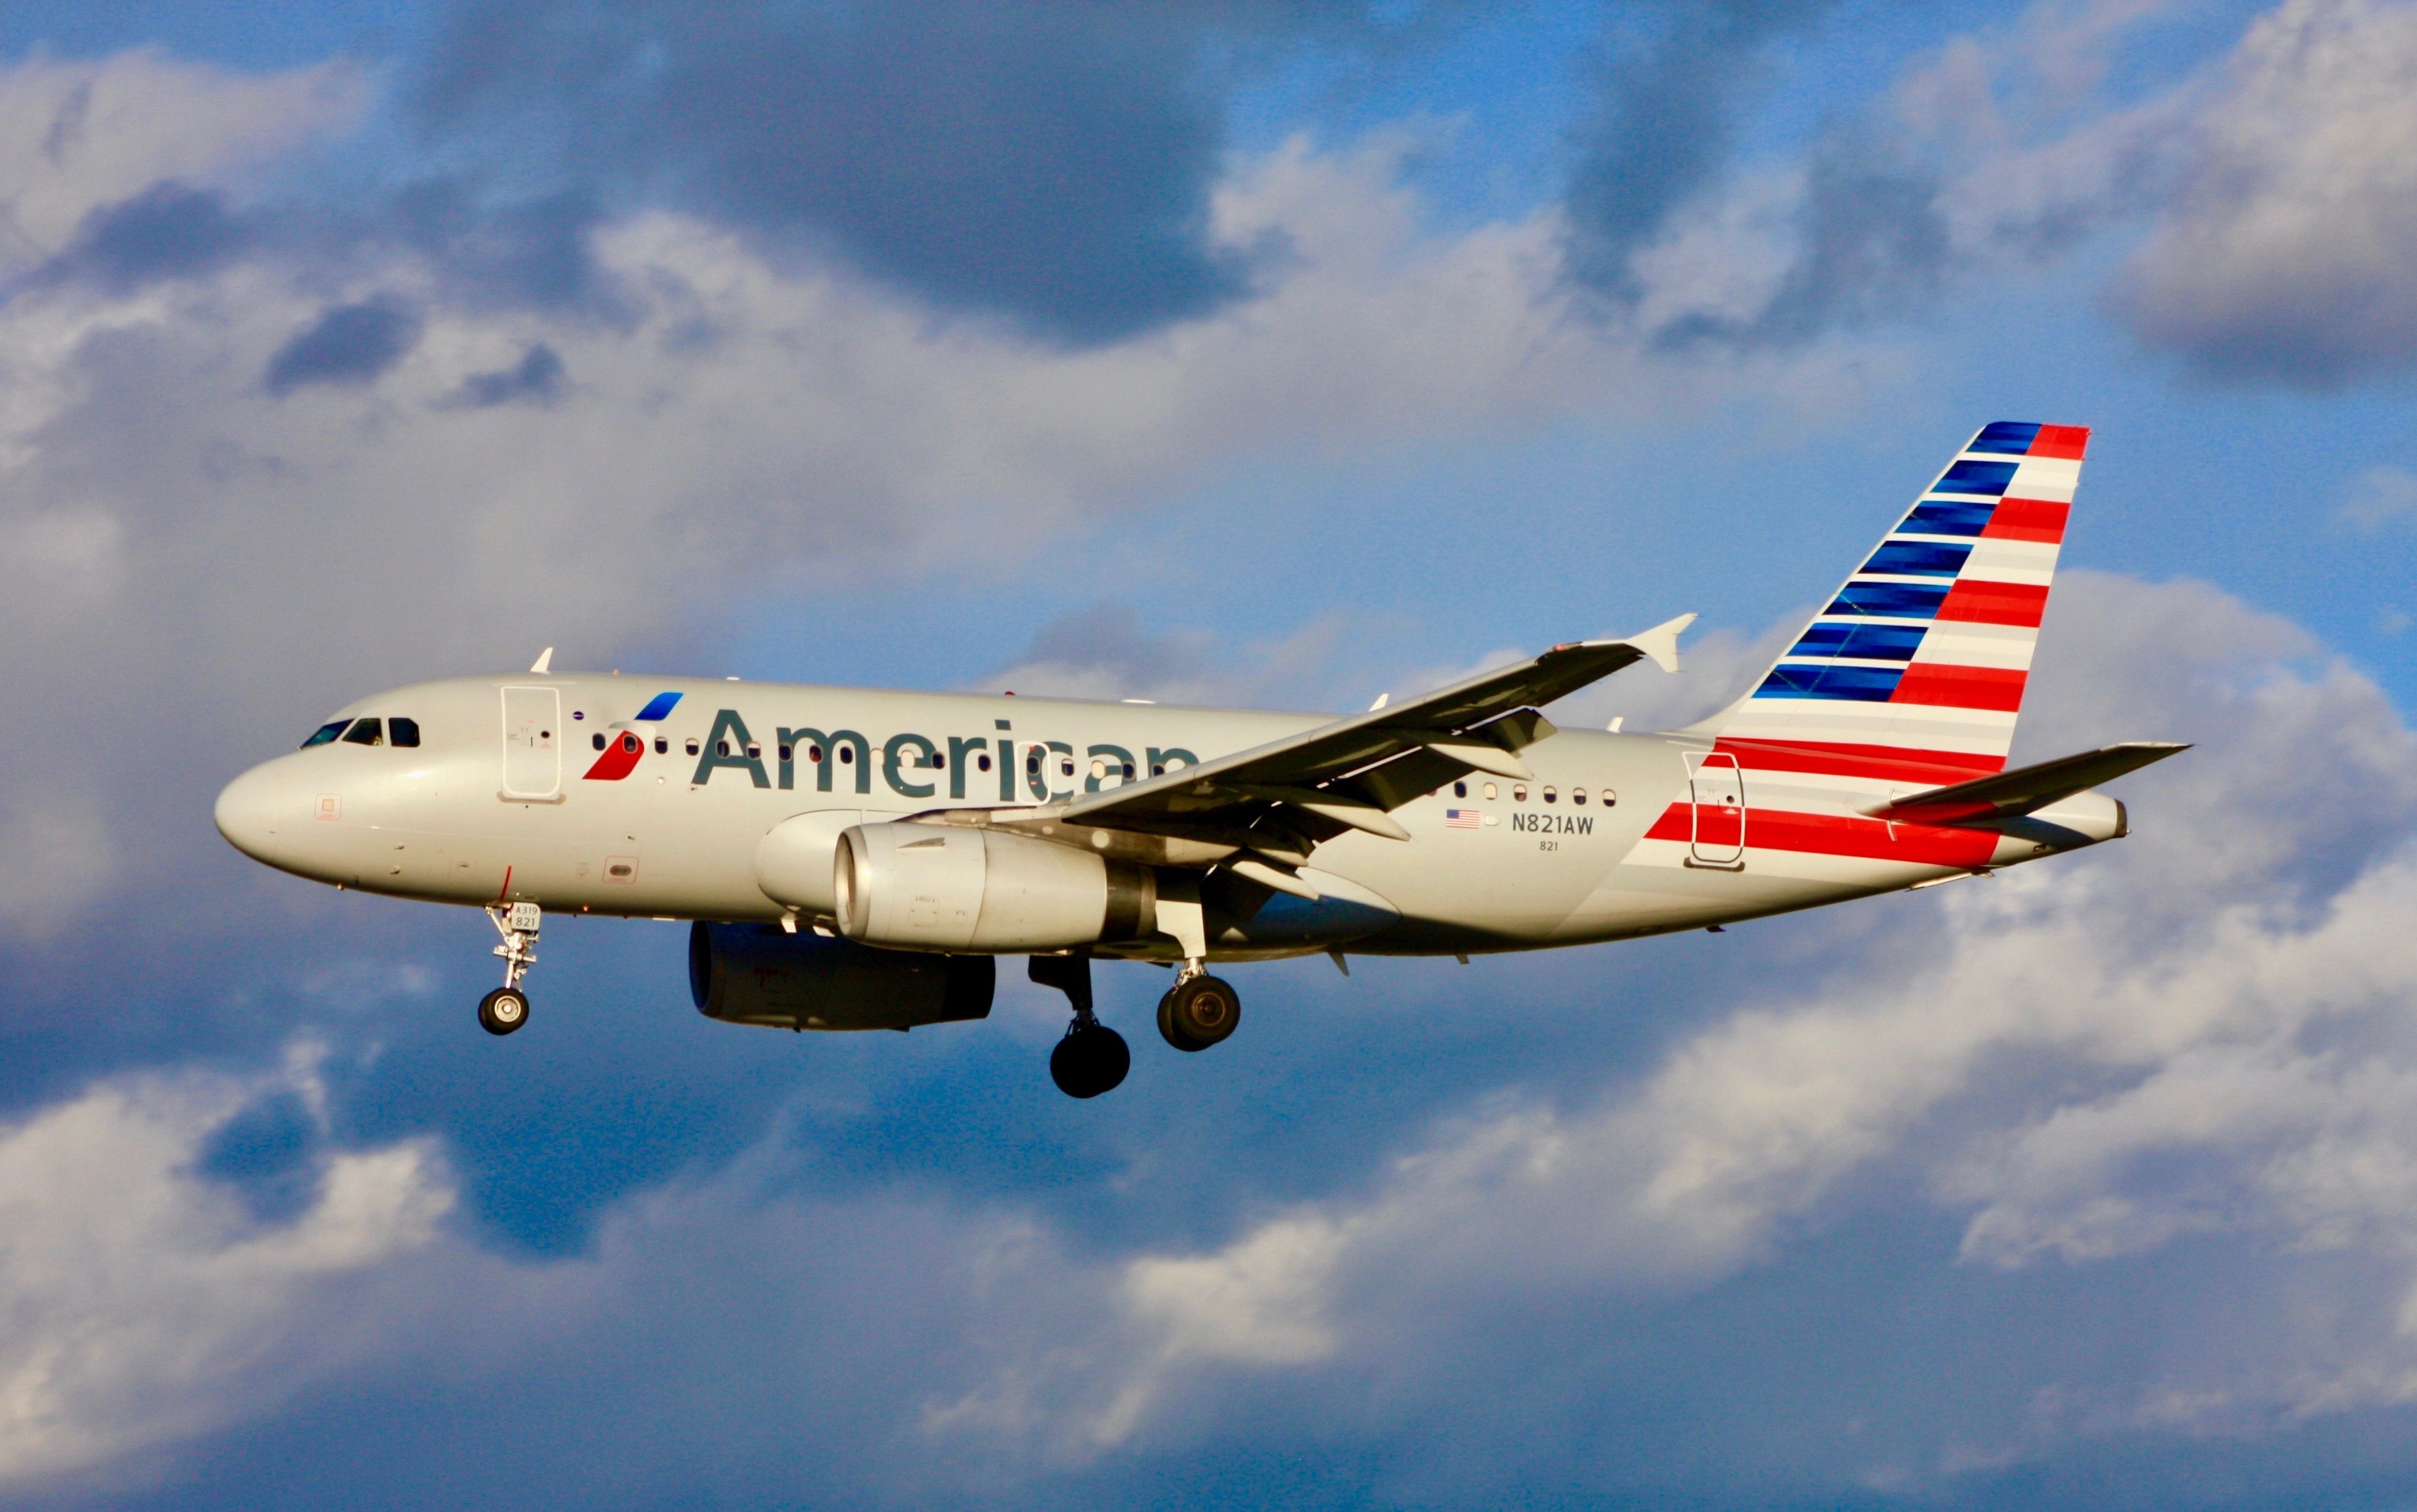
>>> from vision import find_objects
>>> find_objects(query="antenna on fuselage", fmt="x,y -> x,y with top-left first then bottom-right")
530,647 -> 555,674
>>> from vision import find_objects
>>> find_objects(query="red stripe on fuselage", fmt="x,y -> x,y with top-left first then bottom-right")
1645,802 -> 2000,868
1980,497 -> 2068,543
1935,579 -> 2049,627
1712,739 -> 2007,782
1891,663 -> 2027,712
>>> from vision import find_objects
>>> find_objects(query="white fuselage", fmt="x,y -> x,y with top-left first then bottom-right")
214,673 -> 2125,962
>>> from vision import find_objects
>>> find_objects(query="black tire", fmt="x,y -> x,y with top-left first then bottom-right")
1160,975 -> 1240,1052
478,987 -> 530,1036
1049,1024 -> 1129,1098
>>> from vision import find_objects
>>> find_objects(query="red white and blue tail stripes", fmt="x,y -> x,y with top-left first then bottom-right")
1695,421 -> 2084,784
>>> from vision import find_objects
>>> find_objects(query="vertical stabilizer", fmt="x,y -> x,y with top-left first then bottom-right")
1686,423 -> 2087,782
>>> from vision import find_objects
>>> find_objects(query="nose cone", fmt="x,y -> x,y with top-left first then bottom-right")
216,758 -> 310,870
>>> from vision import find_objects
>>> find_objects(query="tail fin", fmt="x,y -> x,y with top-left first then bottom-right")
1687,422 -> 2087,783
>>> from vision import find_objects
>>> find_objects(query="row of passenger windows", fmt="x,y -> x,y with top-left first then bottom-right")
1451,779 -> 1612,806
302,717 -> 420,749
593,734 -> 1172,780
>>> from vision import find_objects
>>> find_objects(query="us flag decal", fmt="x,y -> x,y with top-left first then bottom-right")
1445,808 -> 1482,829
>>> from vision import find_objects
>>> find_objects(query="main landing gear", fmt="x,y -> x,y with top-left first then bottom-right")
480,902 -> 541,1036
1157,970 -> 1241,1053
1032,952 -> 1126,1099
1030,952 -> 1247,1097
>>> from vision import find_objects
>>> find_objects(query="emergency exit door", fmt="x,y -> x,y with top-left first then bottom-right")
1687,750 -> 1746,866
501,686 -> 562,800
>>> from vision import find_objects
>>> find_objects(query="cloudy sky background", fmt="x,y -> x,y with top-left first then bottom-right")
5,0 -> 2417,1504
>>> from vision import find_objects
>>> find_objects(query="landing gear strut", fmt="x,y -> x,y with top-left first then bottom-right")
1032,952 -> 1127,1098
480,902 -> 540,1036
1157,970 -> 1241,1053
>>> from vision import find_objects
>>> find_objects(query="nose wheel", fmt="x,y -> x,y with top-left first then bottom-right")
1031,952 -> 1128,1098
478,987 -> 530,1035
480,903 -> 541,1037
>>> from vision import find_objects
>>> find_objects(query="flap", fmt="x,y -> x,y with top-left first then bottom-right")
1036,614 -> 1696,860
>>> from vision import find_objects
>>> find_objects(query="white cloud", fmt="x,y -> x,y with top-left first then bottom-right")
0,51 -> 364,267
0,1048 -> 450,1488
2117,0 -> 2417,382
2340,463 -> 2417,530
953,571 -> 2417,1465
0,81 -> 1892,942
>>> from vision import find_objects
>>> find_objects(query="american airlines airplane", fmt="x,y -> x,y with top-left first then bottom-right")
217,423 -> 2182,1098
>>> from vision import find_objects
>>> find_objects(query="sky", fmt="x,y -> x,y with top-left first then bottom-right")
4,0 -> 2417,1506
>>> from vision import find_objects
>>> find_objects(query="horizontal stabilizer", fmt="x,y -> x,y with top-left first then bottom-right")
1864,741 -> 2189,827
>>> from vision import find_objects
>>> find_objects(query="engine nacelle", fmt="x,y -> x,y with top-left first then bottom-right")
688,921 -> 994,1031
834,823 -> 1156,951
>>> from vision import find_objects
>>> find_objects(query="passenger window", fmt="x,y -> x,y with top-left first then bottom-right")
978,753 -> 993,772
1513,785 -> 1528,802
389,718 -> 421,748
593,733 -> 606,751
934,753 -> 946,770
341,718 -> 383,746
717,740 -> 730,757
1453,781 -> 1468,798
1483,782 -> 1497,800
685,739 -> 700,756
1602,789 -> 1617,808
745,744 -> 760,759
620,733 -> 640,754
654,737 -> 668,755
838,746 -> 853,764
779,744 -> 791,761
1573,787 -> 1587,805
301,720 -> 348,749
1543,786 -> 1557,804
1122,763 -> 1135,779
1060,758 -> 1074,778
808,745 -> 824,763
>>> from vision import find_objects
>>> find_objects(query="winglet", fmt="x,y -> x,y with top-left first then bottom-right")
530,647 -> 554,674
1626,613 -> 1695,674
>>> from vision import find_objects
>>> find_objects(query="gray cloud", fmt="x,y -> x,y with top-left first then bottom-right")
437,343 -> 566,410
32,180 -> 255,295
1562,0 -> 1839,304
408,0 -> 1473,345
263,298 -> 425,396
1652,136 -> 1953,350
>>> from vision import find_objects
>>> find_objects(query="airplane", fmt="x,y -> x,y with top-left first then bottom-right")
215,422 -> 2185,1098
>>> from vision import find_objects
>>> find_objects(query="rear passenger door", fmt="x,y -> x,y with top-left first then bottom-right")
500,687 -> 561,800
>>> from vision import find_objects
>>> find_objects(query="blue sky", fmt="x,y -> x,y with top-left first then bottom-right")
5,1 -> 2417,1507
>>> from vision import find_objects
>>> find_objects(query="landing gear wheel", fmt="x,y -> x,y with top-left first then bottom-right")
1049,1023 -> 1129,1099
1157,975 -> 1240,1052
478,987 -> 530,1036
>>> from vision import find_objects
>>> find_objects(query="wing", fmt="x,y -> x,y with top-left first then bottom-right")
990,614 -> 1695,890
1862,741 -> 2189,827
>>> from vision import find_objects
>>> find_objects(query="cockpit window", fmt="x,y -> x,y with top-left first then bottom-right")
301,720 -> 348,749
389,718 -> 421,748
341,718 -> 383,746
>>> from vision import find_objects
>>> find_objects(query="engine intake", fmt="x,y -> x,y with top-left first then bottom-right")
835,823 -> 1156,951
688,922 -> 994,1031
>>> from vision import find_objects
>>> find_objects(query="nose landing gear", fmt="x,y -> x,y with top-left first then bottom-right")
481,903 -> 541,1036
1032,952 -> 1127,1098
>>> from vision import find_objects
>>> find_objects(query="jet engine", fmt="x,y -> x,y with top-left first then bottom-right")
834,822 -> 1156,951
688,921 -> 994,1031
